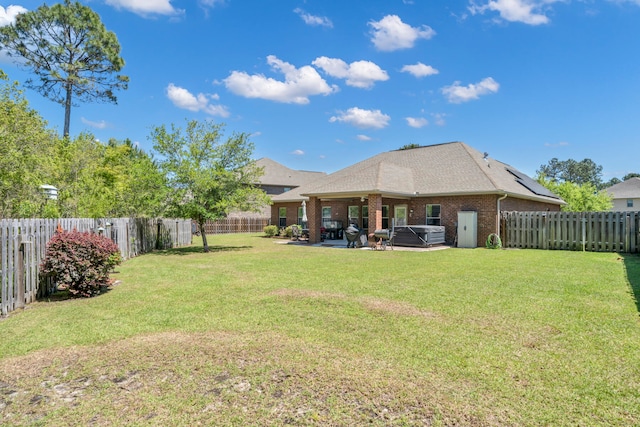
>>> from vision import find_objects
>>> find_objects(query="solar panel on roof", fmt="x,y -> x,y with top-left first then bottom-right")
506,168 -> 560,199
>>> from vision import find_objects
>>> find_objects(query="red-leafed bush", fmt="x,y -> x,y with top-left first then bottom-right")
40,230 -> 122,298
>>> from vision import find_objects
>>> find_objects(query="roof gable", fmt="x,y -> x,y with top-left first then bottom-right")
272,142 -> 563,204
255,157 -> 325,187
605,177 -> 640,198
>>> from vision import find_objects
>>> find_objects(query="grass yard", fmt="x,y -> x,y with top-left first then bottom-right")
1,233 -> 639,426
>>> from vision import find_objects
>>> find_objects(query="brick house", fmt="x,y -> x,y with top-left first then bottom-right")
255,157 -> 326,197
228,157 -> 326,219
270,142 -> 564,246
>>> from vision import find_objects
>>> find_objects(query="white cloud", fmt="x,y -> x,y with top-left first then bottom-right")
166,83 -> 230,117
544,141 -> 570,147
441,77 -> 500,103
0,5 -> 27,63
401,62 -> 439,78
356,134 -> 372,141
329,107 -> 390,129
81,117 -> 108,129
224,55 -> 338,104
431,113 -> 447,126
369,15 -> 436,52
105,0 -> 184,17
468,0 -> 559,25
292,149 -> 305,155
293,8 -> 333,27
405,117 -> 429,128
312,57 -> 389,89
0,5 -> 26,26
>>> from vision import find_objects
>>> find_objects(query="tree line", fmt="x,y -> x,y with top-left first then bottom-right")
0,70 -> 162,219
0,71 -> 268,252
536,158 -> 639,212
0,0 -> 268,252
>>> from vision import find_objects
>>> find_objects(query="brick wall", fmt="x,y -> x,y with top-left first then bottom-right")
501,198 -> 561,212
270,202 -> 302,227
408,195 -> 497,244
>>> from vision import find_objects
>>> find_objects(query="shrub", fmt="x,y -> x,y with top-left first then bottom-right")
40,230 -> 122,298
263,225 -> 278,237
281,226 -> 293,238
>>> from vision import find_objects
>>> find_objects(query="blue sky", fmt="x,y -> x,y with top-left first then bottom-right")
1,0 -> 639,180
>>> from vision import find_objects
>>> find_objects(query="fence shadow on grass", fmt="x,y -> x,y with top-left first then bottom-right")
622,254 -> 640,314
37,285 -> 113,303
151,245 -> 253,256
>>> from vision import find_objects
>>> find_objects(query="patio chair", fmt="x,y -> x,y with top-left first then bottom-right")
291,224 -> 301,241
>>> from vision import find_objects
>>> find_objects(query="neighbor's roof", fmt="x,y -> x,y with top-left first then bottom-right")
255,157 -> 326,187
605,177 -> 640,199
272,142 -> 563,204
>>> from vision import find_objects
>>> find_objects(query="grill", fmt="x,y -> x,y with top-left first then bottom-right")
371,229 -> 394,250
344,224 -> 364,248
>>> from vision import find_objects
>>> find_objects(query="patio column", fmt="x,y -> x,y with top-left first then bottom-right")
368,194 -> 382,232
307,196 -> 322,243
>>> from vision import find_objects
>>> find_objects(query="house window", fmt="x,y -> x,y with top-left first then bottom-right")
297,206 -> 303,225
426,204 -> 441,225
322,207 -> 332,228
283,187 -> 291,193
348,206 -> 359,227
382,205 -> 389,229
628,199 -> 634,208
278,207 -> 287,227
362,206 -> 369,230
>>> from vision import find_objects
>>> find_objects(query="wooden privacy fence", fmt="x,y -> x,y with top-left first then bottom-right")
501,211 -> 640,252
199,217 -> 269,235
0,217 -> 192,316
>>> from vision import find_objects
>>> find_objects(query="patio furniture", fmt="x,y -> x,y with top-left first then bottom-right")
291,225 -> 301,241
344,224 -> 363,248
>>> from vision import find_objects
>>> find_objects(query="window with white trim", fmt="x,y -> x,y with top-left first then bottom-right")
321,207 -> 332,228
348,206 -> 359,227
426,204 -> 441,225
382,205 -> 389,229
362,206 -> 369,229
278,207 -> 287,227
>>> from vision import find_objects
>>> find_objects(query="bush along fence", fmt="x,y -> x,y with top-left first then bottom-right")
198,217 -> 270,235
501,211 -> 640,252
0,217 -> 192,316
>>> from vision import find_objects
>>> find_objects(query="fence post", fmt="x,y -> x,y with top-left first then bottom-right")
581,214 -> 586,252
15,234 -> 25,309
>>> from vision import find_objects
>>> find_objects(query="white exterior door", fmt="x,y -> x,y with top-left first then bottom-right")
457,211 -> 477,248
394,205 -> 408,227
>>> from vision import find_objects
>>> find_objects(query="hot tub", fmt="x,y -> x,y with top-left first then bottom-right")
392,225 -> 445,247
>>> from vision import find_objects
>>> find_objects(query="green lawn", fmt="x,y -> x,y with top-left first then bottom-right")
1,234 -> 639,426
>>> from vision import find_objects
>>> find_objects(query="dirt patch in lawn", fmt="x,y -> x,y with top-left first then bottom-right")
0,330 -> 489,426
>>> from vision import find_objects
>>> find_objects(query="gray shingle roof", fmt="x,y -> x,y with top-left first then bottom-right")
605,177 -> 640,199
255,157 -> 326,187
272,142 -> 563,204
